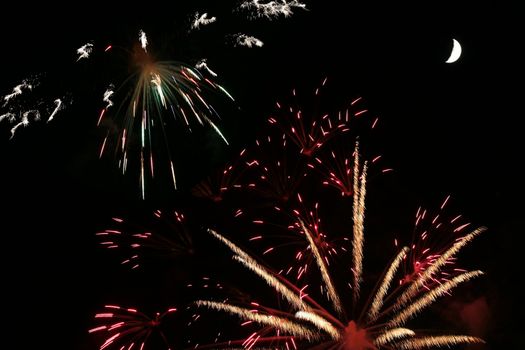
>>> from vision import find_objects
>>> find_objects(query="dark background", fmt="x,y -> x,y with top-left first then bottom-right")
0,1 -> 521,348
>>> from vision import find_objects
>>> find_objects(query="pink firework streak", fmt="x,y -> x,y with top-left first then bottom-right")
89,305 -> 177,350
96,210 -> 193,269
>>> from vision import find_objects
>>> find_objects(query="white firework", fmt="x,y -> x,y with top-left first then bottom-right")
76,42 -> 94,61
233,33 -> 264,48
139,30 -> 148,51
239,0 -> 307,20
195,59 -> 218,77
191,12 -> 217,30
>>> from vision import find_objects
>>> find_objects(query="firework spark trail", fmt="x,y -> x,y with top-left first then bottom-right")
394,227 -> 486,310
10,110 -> 40,138
96,210 -> 192,270
3,80 -> 32,106
374,328 -> 415,347
76,42 -> 93,61
209,229 -> 307,310
196,301 -> 319,340
97,34 -> 234,197
351,146 -> 367,300
396,335 -> 485,350
191,12 -> 217,30
89,305 -> 177,350
200,144 -> 485,349
195,59 -> 218,77
47,98 -> 63,123
103,85 -> 114,109
367,247 -> 410,322
233,34 -> 264,48
299,219 -> 342,314
390,270 -> 484,327
239,0 -> 307,19
139,30 -> 148,51
294,311 -> 340,340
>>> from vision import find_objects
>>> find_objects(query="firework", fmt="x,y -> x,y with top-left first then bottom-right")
89,305 -> 177,350
96,209 -> 193,269
245,133 -> 308,203
1,77 -> 68,138
238,0 -> 308,20
396,196 -> 475,290
76,42 -> 94,61
233,34 -> 264,48
268,79 -> 358,157
191,13 -> 217,31
192,149 -> 251,202
97,30 -> 235,198
197,158 -> 486,349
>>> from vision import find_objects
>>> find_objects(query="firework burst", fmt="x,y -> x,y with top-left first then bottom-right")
395,195 -> 475,290
97,30 -> 235,199
89,305 -> 177,350
96,209 -> 193,269
197,155 -> 486,349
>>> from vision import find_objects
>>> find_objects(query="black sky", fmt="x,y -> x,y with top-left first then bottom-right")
0,1 -> 522,349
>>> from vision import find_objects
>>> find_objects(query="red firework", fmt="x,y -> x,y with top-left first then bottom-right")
96,210 -> 192,269
89,305 -> 177,350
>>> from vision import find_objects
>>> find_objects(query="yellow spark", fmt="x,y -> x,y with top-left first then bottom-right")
368,247 -> 410,322
374,328 -> 415,347
196,301 -> 319,341
390,270 -> 484,327
396,335 -> 484,349
395,228 -> 486,309
299,219 -> 342,314
295,311 -> 340,340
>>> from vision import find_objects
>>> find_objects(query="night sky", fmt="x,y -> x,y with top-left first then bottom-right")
1,1 -> 521,349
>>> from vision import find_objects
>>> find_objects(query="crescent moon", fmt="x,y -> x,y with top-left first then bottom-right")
446,38 -> 462,63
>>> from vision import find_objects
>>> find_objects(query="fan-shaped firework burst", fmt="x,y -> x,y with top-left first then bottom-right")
96,209 -> 193,269
197,155 -> 486,349
97,30 -> 235,199
89,305 -> 177,350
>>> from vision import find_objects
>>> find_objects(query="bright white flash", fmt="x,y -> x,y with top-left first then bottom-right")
76,42 -> 94,61
191,12 -> 217,30
239,0 -> 307,20
139,30 -> 148,51
234,33 -> 264,48
103,85 -> 115,109
195,59 -> 218,77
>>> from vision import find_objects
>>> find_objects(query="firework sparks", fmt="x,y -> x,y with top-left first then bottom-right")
192,149 -> 249,202
195,59 -> 218,77
96,210 -> 193,269
198,160 -> 485,349
89,305 -> 177,350
238,0 -> 307,20
268,80 -> 352,157
139,30 -> 148,51
191,12 -> 217,31
46,98 -> 63,123
396,197 -> 478,292
76,42 -> 93,61
97,32 -> 234,198
103,85 -> 114,109
233,34 -> 264,48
